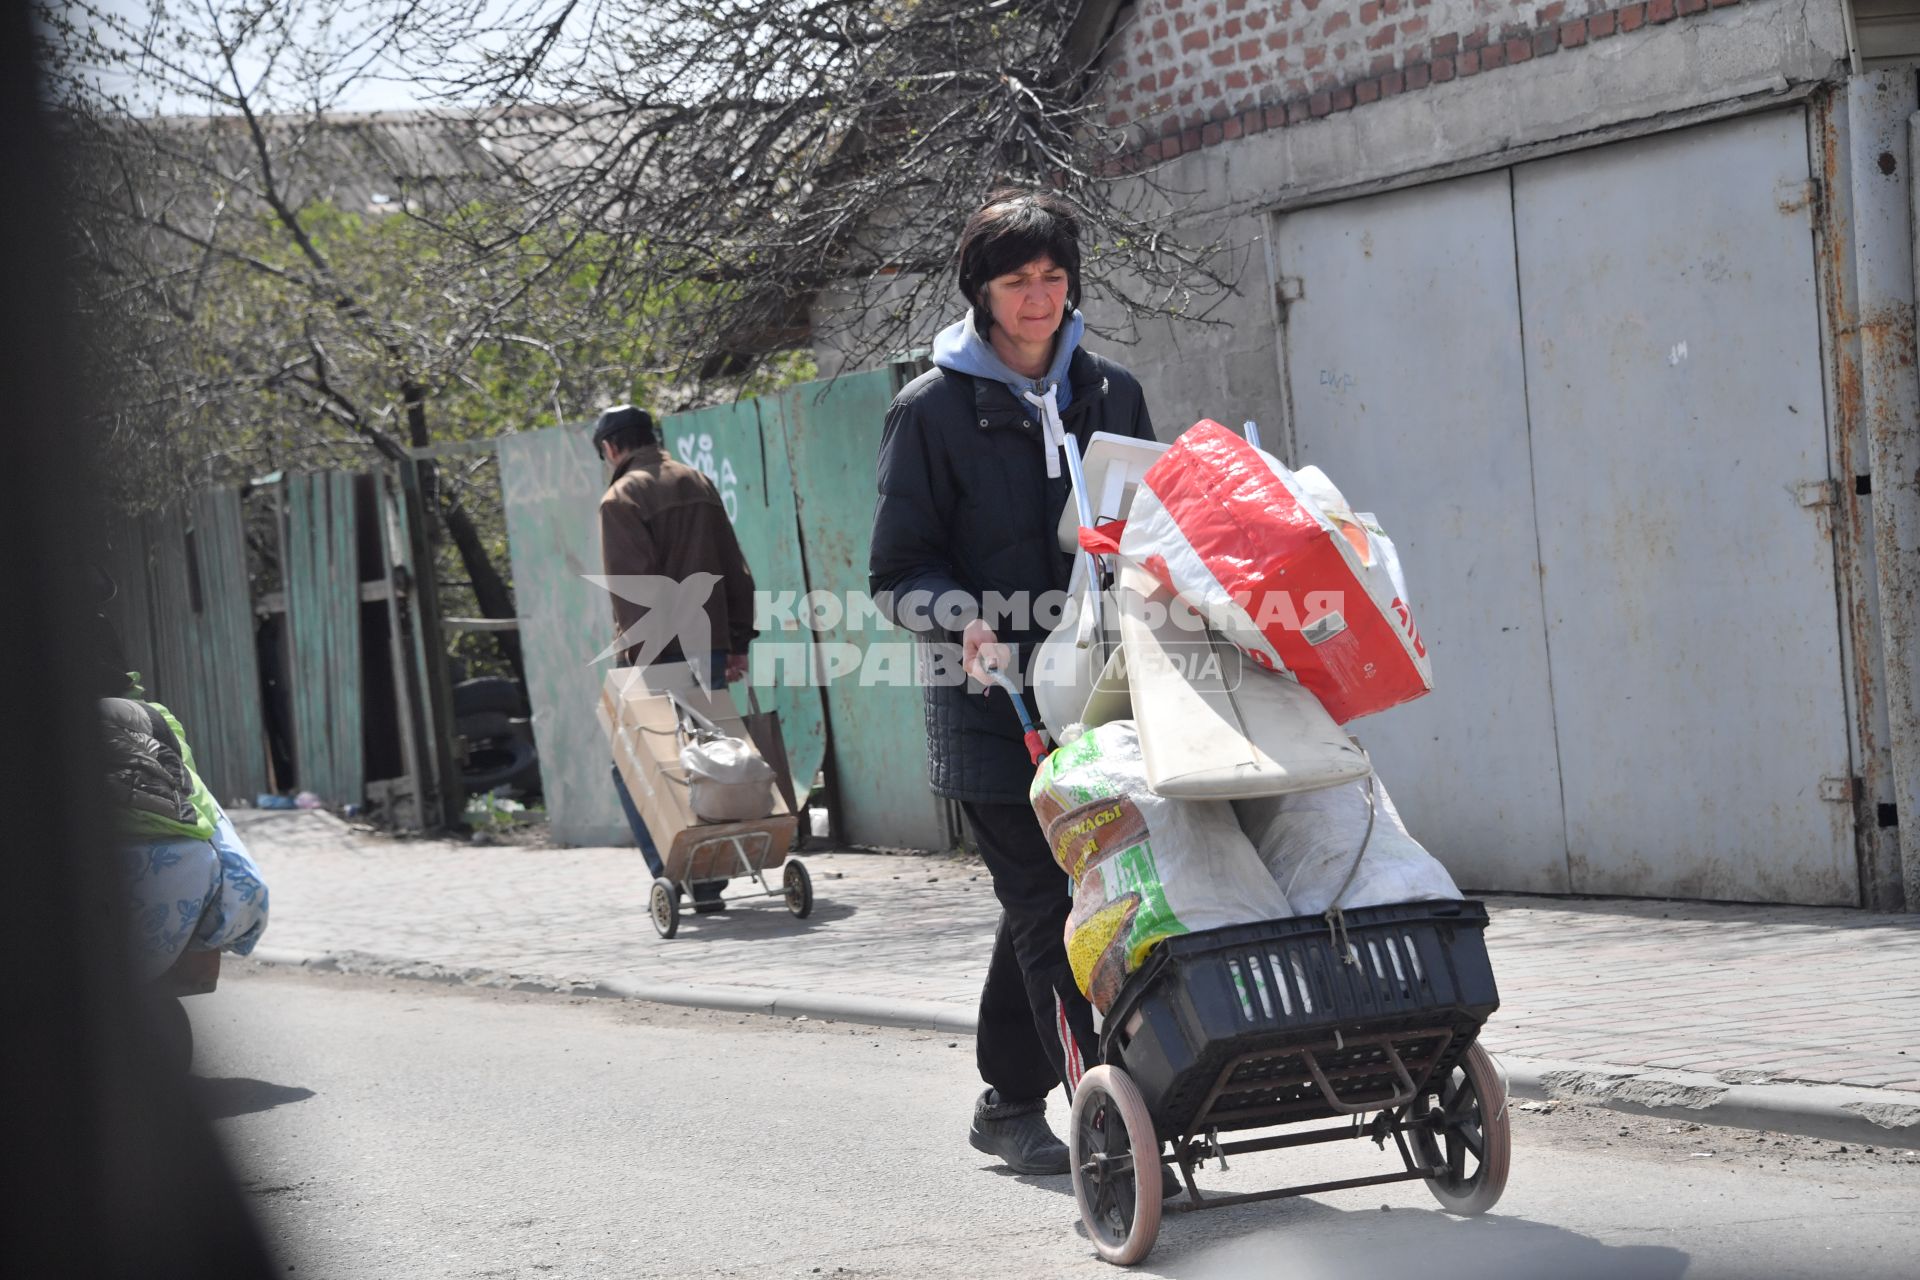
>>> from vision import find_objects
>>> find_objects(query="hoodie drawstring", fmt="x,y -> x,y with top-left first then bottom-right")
1023,386 -> 1068,479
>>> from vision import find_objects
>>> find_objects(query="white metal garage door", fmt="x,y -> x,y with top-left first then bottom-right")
1273,109 -> 1858,905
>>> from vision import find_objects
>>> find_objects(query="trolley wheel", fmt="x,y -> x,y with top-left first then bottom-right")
1413,1042 -> 1511,1216
157,994 -> 194,1075
649,877 -> 680,939
783,859 -> 814,919
1070,1064 -> 1163,1266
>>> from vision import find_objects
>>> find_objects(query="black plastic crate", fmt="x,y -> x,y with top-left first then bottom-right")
1100,900 -> 1499,1138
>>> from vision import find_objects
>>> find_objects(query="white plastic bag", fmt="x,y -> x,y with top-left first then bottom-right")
1032,721 -> 1291,1012
1234,775 -> 1461,916
679,732 -> 777,822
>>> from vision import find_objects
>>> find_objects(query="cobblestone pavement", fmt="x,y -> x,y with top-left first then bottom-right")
234,811 -> 1920,1094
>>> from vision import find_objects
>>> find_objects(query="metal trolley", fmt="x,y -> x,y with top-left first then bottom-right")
647,814 -> 812,939
1069,900 -> 1509,1265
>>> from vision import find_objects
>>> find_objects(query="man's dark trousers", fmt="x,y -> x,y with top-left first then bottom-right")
963,800 -> 1100,1104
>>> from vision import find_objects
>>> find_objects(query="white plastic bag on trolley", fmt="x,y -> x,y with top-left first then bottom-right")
1234,774 -> 1461,916
1031,720 -> 1291,1013
1117,420 -> 1432,724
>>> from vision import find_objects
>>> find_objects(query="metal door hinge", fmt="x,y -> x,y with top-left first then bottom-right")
1796,479 -> 1839,508
1274,276 -> 1304,323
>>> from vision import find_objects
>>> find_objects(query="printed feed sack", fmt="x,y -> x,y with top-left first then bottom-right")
1031,720 -> 1290,1012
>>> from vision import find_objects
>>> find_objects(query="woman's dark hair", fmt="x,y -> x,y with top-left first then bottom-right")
953,187 -> 1082,334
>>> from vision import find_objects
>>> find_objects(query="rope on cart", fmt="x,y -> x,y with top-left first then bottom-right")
1316,755 -> 1377,966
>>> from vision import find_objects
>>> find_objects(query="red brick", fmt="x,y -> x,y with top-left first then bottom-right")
1152,18 -> 1169,39
1223,16 -> 1242,38
1620,4 -> 1646,31
1304,45 -> 1327,69
1160,113 -> 1183,138
1210,48 -> 1233,67
1356,77 -> 1382,104
1480,42 -> 1506,69
1202,120 -> 1224,146
1647,0 -> 1675,21
1562,18 -> 1588,47
1265,104 -> 1289,130
1136,74 -> 1155,93
1324,11 -> 1352,35
1301,0 -> 1321,9
1402,14 -> 1427,36
1161,132 -> 1183,159
1457,48 -> 1481,76
1287,100 -> 1311,124
1361,1 -> 1381,22
1533,28 -> 1559,56
1308,89 -> 1332,117
1433,32 -> 1459,56
1540,1 -> 1567,21
1371,52 -> 1396,74
1249,63 -> 1270,83
1403,40 -> 1427,64
1266,31 -> 1289,51
1463,25 -> 1488,50
1431,55 -> 1456,83
1182,30 -> 1210,52
1384,0 -> 1401,12
1225,69 -> 1249,90
1208,100 -> 1231,121
1181,125 -> 1203,151
1239,38 -> 1261,59
1708,0 -> 1741,6
1159,67 -> 1178,88
1381,68 -> 1405,96
1507,36 -> 1533,62
1174,12 -> 1194,31
1330,84 -> 1355,111
1367,22 -> 1397,49
1247,12 -> 1268,31
1106,108 -> 1129,127
1591,10 -> 1617,38
1220,112 -> 1243,142
1244,106 -> 1267,135
1405,61 -> 1430,90
1677,0 -> 1706,12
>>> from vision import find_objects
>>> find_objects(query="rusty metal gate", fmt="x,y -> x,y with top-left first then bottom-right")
1273,107 -> 1859,905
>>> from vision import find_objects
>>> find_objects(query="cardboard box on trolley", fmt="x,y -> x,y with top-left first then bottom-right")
596,665 -> 796,881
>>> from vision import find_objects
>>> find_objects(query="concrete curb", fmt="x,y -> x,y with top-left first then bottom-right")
245,947 -> 1920,1149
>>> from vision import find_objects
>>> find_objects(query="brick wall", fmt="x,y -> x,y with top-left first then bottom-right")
1101,0 -> 1762,163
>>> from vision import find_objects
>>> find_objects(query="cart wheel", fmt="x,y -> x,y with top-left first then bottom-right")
1070,1064 -> 1163,1265
1413,1042 -> 1511,1215
157,995 -> 194,1075
783,860 -> 814,919
649,877 -> 680,939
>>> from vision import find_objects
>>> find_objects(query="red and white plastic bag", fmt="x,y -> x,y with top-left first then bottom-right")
1115,420 -> 1431,724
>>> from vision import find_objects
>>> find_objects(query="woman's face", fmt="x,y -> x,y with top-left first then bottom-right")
984,255 -> 1070,349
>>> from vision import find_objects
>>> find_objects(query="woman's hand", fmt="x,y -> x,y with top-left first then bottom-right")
962,619 -> 1011,694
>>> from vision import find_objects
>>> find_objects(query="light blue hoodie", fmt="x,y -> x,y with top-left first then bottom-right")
931,308 -> 1084,411
931,309 -> 1085,477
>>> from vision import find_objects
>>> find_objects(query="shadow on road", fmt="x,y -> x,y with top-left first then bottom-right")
1130,1202 -> 1689,1279
191,1077 -> 316,1120
663,899 -> 858,940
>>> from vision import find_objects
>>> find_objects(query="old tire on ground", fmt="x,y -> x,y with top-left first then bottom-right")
1415,1042 -> 1511,1216
649,877 -> 679,939
453,676 -> 528,718
1070,1063 -> 1163,1266
783,860 -> 814,919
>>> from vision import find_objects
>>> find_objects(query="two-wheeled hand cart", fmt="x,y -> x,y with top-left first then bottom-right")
1070,900 -> 1508,1264
647,813 -> 811,939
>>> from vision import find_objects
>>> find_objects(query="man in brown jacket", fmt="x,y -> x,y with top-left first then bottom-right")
595,404 -> 758,907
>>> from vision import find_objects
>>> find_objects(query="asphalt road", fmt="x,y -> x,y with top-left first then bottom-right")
189,962 -> 1920,1279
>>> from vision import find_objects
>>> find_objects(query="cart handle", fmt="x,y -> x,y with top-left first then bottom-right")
1299,1036 -> 1427,1116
